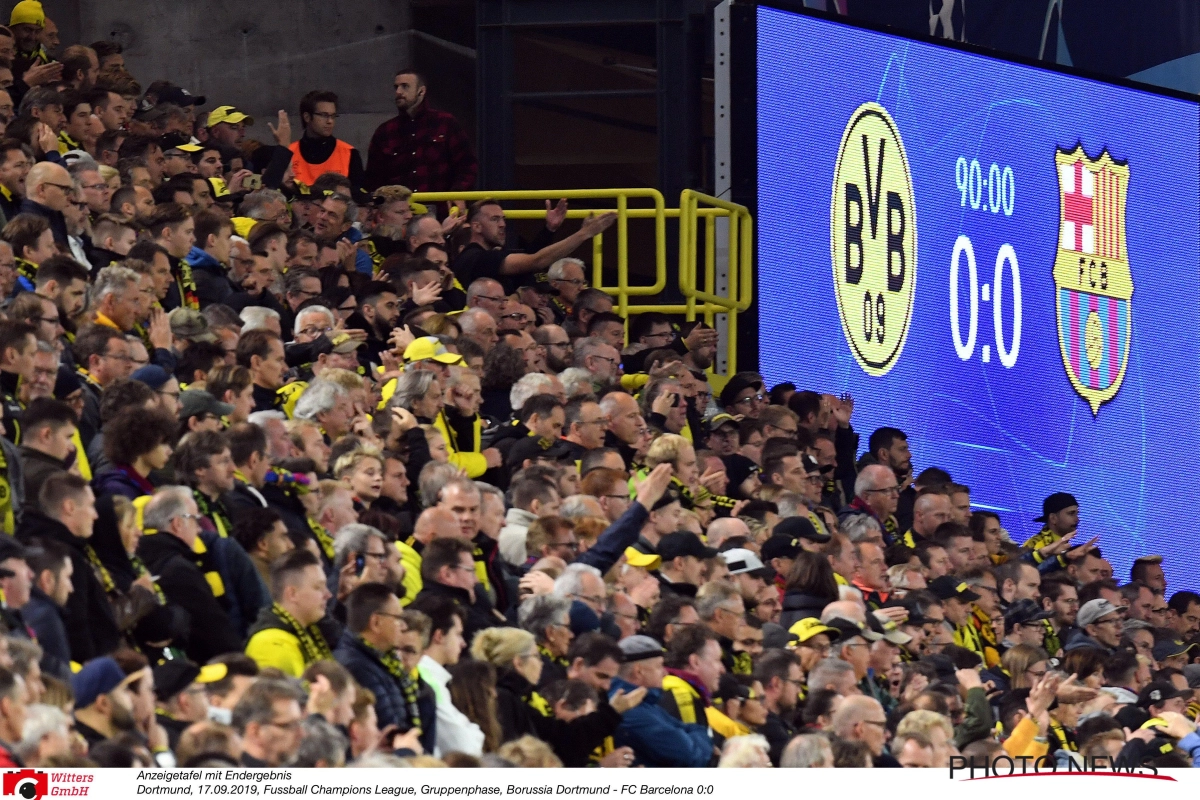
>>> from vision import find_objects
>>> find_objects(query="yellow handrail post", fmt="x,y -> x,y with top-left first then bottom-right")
617,193 -> 628,318
704,211 -> 717,328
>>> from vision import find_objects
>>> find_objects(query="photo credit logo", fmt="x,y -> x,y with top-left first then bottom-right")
2,771 -> 48,800
948,755 -> 1176,781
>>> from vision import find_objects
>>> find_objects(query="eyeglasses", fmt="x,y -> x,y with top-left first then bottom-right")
476,294 -> 506,304
373,611 -> 406,622
552,540 -> 580,552
101,351 -> 132,363
81,182 -> 110,192
553,278 -> 588,288
157,389 -> 181,400
570,593 -> 605,606
590,355 -> 617,366
544,341 -> 571,348
863,719 -> 888,729
500,312 -> 530,321
179,513 -> 204,522
863,486 -> 900,495
731,393 -> 766,406
43,182 -> 73,192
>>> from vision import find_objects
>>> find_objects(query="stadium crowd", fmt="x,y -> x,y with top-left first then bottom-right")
0,0 -> 1190,772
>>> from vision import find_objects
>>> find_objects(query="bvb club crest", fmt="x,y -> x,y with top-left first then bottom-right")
1053,145 -> 1132,415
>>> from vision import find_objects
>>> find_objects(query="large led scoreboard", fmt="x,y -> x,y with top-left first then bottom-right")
737,3 -> 1200,583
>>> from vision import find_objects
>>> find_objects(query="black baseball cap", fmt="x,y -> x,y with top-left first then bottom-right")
1034,492 -> 1078,522
761,535 -> 803,562
928,575 -> 981,602
1004,599 -> 1053,629
1137,681 -> 1190,710
657,531 -> 719,562
823,616 -> 881,643
774,515 -> 829,543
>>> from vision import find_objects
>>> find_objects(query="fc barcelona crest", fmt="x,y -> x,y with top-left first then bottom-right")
1053,145 -> 1133,415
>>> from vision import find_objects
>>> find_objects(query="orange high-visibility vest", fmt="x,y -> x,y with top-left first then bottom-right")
288,139 -> 353,185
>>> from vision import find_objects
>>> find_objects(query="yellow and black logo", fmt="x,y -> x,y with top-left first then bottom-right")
830,102 -> 917,376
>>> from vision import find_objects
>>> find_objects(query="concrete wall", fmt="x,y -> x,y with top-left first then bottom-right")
67,0 -> 412,153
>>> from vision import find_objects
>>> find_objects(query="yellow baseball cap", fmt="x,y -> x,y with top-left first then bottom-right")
207,105 -> 254,128
197,663 -> 229,684
403,336 -> 464,365
623,547 -> 661,570
9,0 -> 44,27
207,177 -> 231,200
787,617 -> 841,645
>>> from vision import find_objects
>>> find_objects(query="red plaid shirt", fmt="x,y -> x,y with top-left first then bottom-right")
365,102 -> 477,192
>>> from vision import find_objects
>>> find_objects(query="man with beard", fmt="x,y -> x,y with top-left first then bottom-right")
345,281 -> 400,368
70,656 -> 142,749
455,199 -> 615,293
366,185 -> 413,268
533,324 -> 573,373
365,69 -> 476,193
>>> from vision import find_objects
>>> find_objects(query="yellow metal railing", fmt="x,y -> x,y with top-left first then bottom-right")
411,188 -> 752,378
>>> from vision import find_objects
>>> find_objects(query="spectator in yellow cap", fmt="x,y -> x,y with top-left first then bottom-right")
9,1 -> 60,96
207,106 -> 253,148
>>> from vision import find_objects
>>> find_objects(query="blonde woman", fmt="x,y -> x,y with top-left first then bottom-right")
469,626 -> 644,767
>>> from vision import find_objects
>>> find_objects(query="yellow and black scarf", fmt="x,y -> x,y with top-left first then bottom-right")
358,635 -> 421,730
270,602 -> 333,664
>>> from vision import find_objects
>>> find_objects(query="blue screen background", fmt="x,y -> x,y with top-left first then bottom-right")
756,7 -> 1200,585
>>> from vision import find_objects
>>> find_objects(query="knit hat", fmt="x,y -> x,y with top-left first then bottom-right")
9,0 -> 45,27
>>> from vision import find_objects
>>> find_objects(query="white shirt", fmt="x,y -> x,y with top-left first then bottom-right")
498,507 -> 537,566
417,654 -> 485,757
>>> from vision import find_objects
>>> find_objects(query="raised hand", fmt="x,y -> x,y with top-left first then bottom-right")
545,198 -> 568,232
268,110 -> 292,146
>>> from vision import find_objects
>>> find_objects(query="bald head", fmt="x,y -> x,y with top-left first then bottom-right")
830,696 -> 886,739
820,600 -> 866,624
27,161 -> 71,211
912,492 -> 952,537
413,506 -> 459,545
707,517 -> 750,549
466,278 -> 506,318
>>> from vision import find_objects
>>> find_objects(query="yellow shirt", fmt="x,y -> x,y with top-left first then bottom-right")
244,628 -> 306,677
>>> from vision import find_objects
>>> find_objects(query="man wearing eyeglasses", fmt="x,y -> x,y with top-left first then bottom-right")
718,372 -> 767,419
546,257 -> 587,322
19,161 -> 70,246
336,583 -> 427,736
289,90 -> 364,193
841,463 -> 901,546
